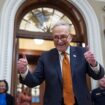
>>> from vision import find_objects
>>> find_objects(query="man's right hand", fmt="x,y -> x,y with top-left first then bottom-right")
17,58 -> 28,74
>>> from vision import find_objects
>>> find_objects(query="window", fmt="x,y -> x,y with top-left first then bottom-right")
20,7 -> 76,35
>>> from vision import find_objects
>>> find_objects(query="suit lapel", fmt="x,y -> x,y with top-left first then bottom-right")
70,46 -> 78,76
51,49 -> 63,86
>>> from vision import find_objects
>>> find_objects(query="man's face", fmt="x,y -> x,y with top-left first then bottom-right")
52,25 -> 72,52
99,77 -> 105,88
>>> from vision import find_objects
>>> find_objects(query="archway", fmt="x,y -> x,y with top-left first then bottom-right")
0,0 -> 103,98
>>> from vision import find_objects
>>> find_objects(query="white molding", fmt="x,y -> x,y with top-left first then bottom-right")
94,0 -> 105,2
0,0 -> 25,92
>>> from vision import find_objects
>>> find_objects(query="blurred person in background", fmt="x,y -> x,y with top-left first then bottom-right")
0,80 -> 15,105
91,76 -> 105,105
17,87 -> 31,105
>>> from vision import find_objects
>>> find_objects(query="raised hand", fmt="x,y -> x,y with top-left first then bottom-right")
84,46 -> 97,67
17,54 -> 28,74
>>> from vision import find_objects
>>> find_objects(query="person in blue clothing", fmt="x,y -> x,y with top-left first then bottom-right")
17,20 -> 104,105
91,77 -> 105,105
0,80 -> 15,105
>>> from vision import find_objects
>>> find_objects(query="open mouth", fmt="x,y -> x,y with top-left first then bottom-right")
58,44 -> 66,47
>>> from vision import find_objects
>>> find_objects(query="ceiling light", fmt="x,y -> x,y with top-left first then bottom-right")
33,39 -> 44,45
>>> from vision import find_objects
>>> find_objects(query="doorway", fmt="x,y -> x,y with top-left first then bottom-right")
13,0 -> 88,105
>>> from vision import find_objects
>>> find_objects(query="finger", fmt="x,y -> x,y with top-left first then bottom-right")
18,59 -> 27,67
23,54 -> 28,63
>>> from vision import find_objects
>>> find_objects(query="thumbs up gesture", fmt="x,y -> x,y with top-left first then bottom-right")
84,46 -> 97,67
17,55 -> 28,74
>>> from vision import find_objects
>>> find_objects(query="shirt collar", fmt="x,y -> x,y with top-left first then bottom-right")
66,46 -> 70,55
58,46 -> 70,55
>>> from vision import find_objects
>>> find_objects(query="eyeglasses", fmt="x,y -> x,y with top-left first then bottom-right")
53,34 -> 69,41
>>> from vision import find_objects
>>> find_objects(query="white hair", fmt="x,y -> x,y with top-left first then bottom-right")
52,20 -> 71,32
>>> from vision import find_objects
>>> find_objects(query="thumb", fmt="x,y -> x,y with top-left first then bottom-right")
23,54 -> 28,64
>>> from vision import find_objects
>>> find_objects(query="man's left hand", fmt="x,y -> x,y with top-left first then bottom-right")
84,48 -> 97,67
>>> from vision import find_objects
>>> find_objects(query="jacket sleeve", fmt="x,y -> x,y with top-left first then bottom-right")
20,54 -> 45,88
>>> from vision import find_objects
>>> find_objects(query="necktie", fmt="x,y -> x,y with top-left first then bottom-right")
62,52 -> 75,105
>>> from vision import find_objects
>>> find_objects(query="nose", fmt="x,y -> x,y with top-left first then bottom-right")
57,39 -> 62,43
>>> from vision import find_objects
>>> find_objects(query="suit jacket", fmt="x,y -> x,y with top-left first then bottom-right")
91,87 -> 105,105
20,46 -> 104,105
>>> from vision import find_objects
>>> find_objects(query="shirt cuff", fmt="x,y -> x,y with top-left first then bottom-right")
20,68 -> 28,79
90,63 -> 100,73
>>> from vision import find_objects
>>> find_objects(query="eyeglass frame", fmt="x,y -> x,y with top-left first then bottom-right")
53,34 -> 70,41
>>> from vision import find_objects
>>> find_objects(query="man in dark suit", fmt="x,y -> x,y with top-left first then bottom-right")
17,21 -> 104,105
91,77 -> 105,105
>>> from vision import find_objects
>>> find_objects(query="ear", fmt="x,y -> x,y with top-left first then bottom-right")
67,34 -> 72,42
